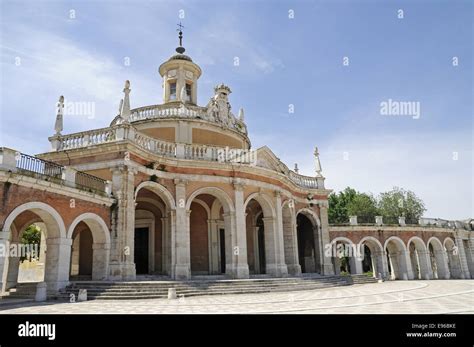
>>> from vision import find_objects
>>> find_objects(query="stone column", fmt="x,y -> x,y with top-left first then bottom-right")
44,237 -> 72,292
231,183 -> 250,278
400,250 -> 415,280
416,250 -> 433,280
455,236 -> 471,279
108,166 -> 136,280
333,257 -> 341,275
262,217 -> 278,276
282,201 -> 301,276
5,241 -> 20,290
349,256 -> 364,275
0,231 -> 10,293
467,237 -> 474,279
374,250 -> 389,279
161,216 -> 170,275
92,243 -> 110,280
318,202 -> 335,275
272,191 -> 288,277
433,250 -> 450,279
207,219 -> 218,275
172,179 -> 191,280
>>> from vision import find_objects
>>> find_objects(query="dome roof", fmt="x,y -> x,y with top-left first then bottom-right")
168,53 -> 193,62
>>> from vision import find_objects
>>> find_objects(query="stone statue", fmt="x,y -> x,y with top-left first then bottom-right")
54,95 -> 64,135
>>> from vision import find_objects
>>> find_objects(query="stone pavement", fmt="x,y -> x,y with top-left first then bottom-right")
0,280 -> 472,314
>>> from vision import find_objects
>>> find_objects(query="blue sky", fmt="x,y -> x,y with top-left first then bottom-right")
0,0 -> 472,219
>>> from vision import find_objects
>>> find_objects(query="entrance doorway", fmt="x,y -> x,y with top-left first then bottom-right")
219,229 -> 226,274
134,227 -> 149,274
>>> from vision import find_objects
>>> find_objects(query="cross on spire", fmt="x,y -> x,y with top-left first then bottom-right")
177,22 -> 184,46
176,22 -> 186,54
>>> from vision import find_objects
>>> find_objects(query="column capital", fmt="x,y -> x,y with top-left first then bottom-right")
110,165 -> 126,174
174,178 -> 188,186
232,178 -> 245,191
274,190 -> 282,198
222,212 -> 236,219
317,200 -> 329,208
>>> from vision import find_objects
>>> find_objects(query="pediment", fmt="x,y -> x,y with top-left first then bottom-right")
255,146 -> 289,174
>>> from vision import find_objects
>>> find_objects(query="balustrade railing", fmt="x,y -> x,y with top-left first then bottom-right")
129,104 -> 206,122
16,152 -> 63,179
0,149 -> 109,195
58,127 -> 116,150
75,171 -> 107,194
184,144 -> 220,161
288,171 -> 319,189
47,123 -> 323,190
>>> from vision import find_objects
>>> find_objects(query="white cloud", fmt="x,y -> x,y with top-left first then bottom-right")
1,25 -> 159,153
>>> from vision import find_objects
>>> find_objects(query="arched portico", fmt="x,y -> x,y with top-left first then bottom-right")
1,202 -> 70,292
358,236 -> 387,279
330,237 -> 363,275
384,236 -> 413,280
407,236 -> 432,280
244,192 -> 287,277
444,237 -> 463,279
67,213 -> 111,281
427,237 -> 450,279
295,208 -> 321,274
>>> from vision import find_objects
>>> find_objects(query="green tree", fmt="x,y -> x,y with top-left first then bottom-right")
328,187 -> 357,224
20,225 -> 41,262
378,187 -> 426,224
347,193 -> 378,223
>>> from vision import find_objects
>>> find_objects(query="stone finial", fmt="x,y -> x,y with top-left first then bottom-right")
375,216 -> 383,226
398,216 -> 406,226
54,95 -> 65,135
238,108 -> 244,122
118,99 -> 124,116
121,80 -> 131,122
349,216 -> 358,225
314,146 -> 322,177
180,85 -> 187,103
294,163 -> 299,173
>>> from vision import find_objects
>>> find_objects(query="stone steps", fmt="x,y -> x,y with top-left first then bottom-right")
6,275 -> 377,300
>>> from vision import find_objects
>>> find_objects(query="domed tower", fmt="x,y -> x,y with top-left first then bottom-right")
124,26 -> 250,150
158,26 -> 201,105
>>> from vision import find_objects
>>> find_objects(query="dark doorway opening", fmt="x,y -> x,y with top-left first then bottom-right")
219,229 -> 226,274
297,213 -> 316,273
134,227 -> 149,274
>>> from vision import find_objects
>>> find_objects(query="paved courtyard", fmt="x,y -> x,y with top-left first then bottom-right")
0,280 -> 472,314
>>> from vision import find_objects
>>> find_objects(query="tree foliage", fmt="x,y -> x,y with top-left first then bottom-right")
20,225 -> 41,262
328,187 -> 357,224
378,187 -> 426,224
328,186 -> 426,225
347,193 -> 378,223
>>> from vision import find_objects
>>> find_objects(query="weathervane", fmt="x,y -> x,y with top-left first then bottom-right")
176,22 -> 185,54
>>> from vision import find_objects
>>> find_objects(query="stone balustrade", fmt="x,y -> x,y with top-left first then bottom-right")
288,171 -> 319,189
52,127 -> 116,150
0,147 -> 111,196
47,124 -> 325,190
129,104 -> 207,122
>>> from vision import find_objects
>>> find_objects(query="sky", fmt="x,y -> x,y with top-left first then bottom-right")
0,0 -> 472,220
